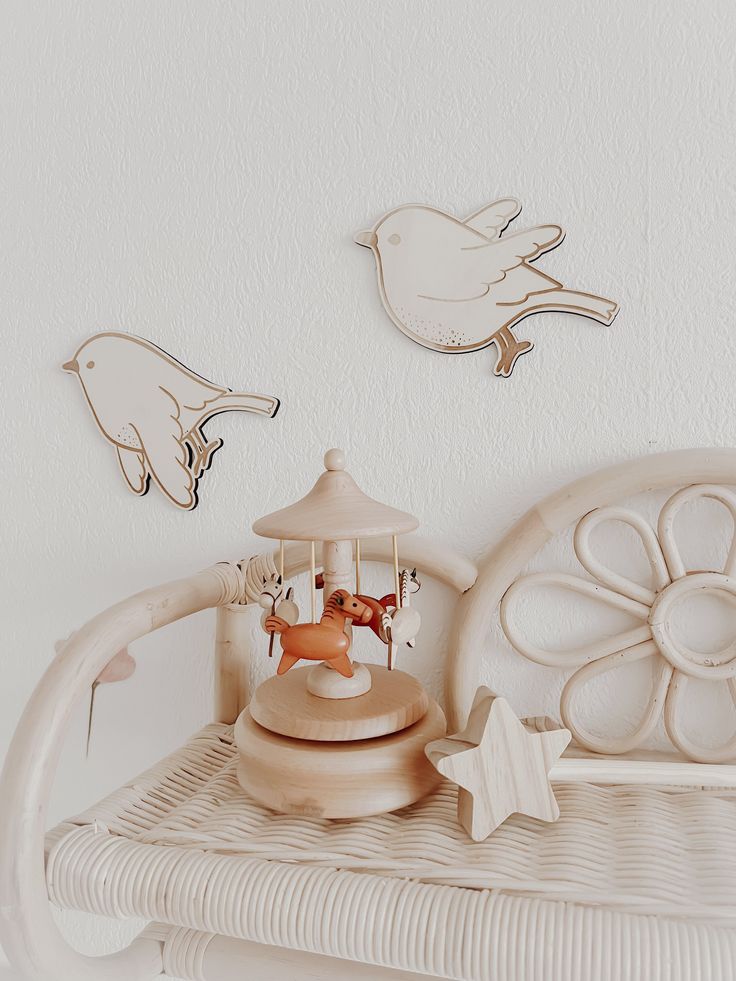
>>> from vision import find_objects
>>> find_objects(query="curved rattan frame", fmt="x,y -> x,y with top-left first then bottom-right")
0,538 -> 475,981
448,447 -> 736,732
5,451 -> 736,979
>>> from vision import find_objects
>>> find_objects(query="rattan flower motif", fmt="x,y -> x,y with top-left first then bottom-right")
500,484 -> 736,764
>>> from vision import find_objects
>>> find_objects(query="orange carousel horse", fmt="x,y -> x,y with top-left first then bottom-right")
264,588 -> 373,678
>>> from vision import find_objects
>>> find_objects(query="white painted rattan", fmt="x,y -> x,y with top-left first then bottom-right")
47,723 -> 736,924
5,450 -> 736,980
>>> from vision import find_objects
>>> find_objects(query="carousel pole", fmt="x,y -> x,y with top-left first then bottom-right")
389,534 -> 401,670
310,541 -> 317,623
392,535 -> 401,607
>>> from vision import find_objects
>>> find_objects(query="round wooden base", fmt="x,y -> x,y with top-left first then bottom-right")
235,699 -> 446,818
249,664 -> 429,741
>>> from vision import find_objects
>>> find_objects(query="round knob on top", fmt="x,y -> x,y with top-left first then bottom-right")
324,448 -> 346,471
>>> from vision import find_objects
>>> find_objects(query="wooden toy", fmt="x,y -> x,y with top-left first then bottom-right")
355,200 -> 619,377
62,331 -> 280,510
265,588 -> 373,676
257,573 -> 282,658
353,567 -> 421,659
399,567 -> 421,648
425,687 -> 571,840
235,448 -> 446,816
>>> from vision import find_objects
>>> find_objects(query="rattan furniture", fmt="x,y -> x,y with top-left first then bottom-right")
3,448 -> 736,981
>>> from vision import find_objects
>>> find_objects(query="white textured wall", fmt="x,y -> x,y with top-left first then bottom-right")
2,0 -> 736,975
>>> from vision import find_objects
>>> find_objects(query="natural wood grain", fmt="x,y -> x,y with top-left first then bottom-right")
426,688 -> 570,841
252,449 -> 418,541
235,699 -> 446,818
249,664 -> 429,741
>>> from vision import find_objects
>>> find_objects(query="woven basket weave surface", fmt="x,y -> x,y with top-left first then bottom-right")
46,724 -> 736,923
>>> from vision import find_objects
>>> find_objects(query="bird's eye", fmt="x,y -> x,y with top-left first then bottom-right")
388,234 -> 401,245
86,360 -> 95,369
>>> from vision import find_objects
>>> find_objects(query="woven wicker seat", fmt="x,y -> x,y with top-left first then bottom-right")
44,723 -> 736,979
4,449 -> 736,981
47,723 -> 736,918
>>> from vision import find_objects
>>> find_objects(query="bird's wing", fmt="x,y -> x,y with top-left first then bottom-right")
418,223 -> 565,303
132,386 -> 196,510
463,198 -> 521,239
116,448 -> 149,496
486,224 -> 564,268
144,343 -> 230,413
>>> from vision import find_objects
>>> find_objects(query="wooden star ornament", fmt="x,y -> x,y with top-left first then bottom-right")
425,688 -> 571,841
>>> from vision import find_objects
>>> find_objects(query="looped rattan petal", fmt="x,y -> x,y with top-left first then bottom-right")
560,640 -> 671,754
574,506 -> 670,606
658,484 -> 736,581
664,673 -> 736,763
500,573 -> 651,668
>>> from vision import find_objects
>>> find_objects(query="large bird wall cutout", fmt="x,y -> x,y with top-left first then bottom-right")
63,332 -> 280,510
355,199 -> 619,377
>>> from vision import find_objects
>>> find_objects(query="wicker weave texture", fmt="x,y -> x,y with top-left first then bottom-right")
47,725 -> 736,925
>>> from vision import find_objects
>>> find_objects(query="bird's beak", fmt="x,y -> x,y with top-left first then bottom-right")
62,358 -> 80,374
354,229 -> 377,248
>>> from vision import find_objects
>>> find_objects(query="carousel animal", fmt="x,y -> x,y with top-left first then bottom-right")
354,568 -> 422,645
258,574 -> 299,657
264,589 -> 373,677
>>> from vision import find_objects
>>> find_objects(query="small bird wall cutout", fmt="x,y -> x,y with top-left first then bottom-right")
355,199 -> 619,377
63,332 -> 280,510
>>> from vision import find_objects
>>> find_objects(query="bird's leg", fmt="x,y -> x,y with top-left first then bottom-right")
490,326 -> 534,378
188,429 -> 223,478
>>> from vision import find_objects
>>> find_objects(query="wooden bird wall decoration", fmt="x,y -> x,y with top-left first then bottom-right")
63,332 -> 280,511
355,199 -> 619,377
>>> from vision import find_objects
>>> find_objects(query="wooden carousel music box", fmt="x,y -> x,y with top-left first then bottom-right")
234,448 -> 446,817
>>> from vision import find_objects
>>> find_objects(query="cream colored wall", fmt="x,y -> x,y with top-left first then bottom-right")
2,0 -> 736,975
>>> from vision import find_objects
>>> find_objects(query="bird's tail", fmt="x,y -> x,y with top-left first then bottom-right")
207,392 -> 280,419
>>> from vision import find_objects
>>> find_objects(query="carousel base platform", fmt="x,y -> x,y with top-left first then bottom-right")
238,663 -> 445,817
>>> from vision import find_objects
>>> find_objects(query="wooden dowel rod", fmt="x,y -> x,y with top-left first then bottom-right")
310,541 -> 316,622
279,540 -> 285,581
355,539 -> 361,594
392,535 -> 401,607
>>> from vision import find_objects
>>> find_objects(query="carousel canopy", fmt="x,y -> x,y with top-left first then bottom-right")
252,448 -> 419,541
